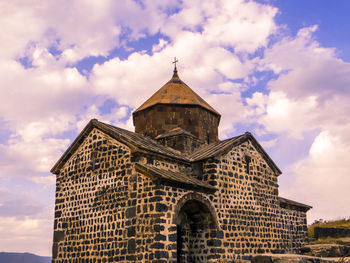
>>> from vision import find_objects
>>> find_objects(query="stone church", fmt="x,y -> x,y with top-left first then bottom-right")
51,64 -> 311,262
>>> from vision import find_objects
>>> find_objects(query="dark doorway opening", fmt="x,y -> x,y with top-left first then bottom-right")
176,199 -> 217,263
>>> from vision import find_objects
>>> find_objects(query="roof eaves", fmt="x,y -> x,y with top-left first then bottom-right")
244,132 -> 282,175
189,135 -> 244,162
189,133 -> 282,176
94,122 -> 140,152
278,196 -> 312,212
95,122 -> 190,163
133,102 -> 221,119
135,163 -> 216,193
51,119 -> 193,175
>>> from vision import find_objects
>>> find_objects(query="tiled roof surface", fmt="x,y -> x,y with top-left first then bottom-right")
135,163 -> 216,192
50,119 -> 188,174
51,120 -> 281,176
96,121 -> 186,160
188,135 -> 245,161
133,72 -> 220,116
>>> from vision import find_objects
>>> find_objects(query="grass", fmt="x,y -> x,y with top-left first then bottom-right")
309,237 -> 346,245
308,218 -> 350,245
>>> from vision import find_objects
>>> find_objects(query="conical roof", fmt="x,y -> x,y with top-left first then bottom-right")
133,69 -> 220,116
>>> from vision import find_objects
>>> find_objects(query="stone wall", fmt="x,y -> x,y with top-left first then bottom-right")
133,104 -> 220,144
53,128 -> 134,262
203,140 -> 308,260
314,227 -> 350,239
52,129 -> 309,262
133,156 -> 189,262
126,140 -> 308,262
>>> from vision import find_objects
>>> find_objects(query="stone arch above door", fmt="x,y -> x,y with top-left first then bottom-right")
173,192 -> 220,230
174,192 -> 221,263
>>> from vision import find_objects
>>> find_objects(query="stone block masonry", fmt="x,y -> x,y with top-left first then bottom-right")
53,128 -> 134,262
52,127 -> 309,262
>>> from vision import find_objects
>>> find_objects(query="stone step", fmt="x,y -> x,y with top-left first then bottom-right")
301,244 -> 350,258
251,254 -> 350,263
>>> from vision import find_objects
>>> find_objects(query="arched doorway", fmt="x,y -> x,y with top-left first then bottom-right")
174,193 -> 218,263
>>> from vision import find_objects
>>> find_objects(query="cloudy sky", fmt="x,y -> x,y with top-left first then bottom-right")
0,0 -> 349,256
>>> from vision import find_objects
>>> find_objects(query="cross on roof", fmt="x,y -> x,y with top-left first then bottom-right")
172,57 -> 178,68
172,57 -> 179,77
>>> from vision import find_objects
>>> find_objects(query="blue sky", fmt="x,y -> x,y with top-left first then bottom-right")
275,0 -> 350,61
0,0 -> 349,256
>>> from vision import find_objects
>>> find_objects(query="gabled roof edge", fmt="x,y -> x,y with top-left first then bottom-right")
244,132 -> 282,176
51,121 -> 281,176
190,132 -> 282,176
50,119 -> 98,174
51,119 -> 191,175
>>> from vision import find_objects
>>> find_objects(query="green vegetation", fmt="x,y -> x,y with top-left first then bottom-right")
308,218 -> 350,245
310,237 -> 346,245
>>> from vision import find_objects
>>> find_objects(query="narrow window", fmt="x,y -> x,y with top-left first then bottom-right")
244,155 -> 251,175
91,150 -> 98,171
75,154 -> 80,170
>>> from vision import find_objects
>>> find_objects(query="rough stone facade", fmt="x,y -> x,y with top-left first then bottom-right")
52,69 -> 311,262
52,128 -> 134,261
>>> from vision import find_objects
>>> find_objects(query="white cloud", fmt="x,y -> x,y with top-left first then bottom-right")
0,59 -> 88,123
202,0 -> 278,53
0,1 -> 44,60
162,0 -> 278,53
30,175 -> 56,185
260,138 -> 278,148
259,91 -> 318,139
152,39 -> 169,53
0,187 -> 53,256
206,92 -> 247,138
0,0 -> 183,63
0,189 -> 43,217
252,26 -> 350,222
261,25 -> 350,100
75,104 -> 131,132
0,211 -> 53,256
281,130 -> 350,223
0,136 -> 70,177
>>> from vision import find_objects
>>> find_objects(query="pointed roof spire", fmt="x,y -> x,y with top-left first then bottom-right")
172,57 -> 179,78
133,59 -> 221,117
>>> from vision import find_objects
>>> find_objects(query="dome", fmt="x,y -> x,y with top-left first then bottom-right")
133,69 -> 220,117
132,66 -> 221,146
